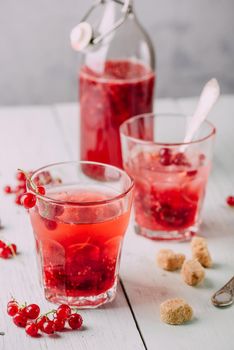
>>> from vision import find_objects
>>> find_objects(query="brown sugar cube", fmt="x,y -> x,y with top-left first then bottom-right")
157,249 -> 185,271
160,298 -> 193,325
181,259 -> 205,286
192,246 -> 213,268
191,236 -> 213,268
191,236 -> 207,249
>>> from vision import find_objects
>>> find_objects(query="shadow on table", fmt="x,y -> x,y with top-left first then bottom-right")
200,209 -> 234,240
120,278 -> 174,306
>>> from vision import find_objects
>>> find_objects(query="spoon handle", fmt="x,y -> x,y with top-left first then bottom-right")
211,276 -> 234,307
183,78 -> 220,144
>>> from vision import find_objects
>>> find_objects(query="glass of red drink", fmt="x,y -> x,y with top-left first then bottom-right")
120,113 -> 216,241
27,161 -> 133,308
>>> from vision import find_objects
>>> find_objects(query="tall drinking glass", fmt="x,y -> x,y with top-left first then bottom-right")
27,161 -> 134,308
120,113 -> 216,241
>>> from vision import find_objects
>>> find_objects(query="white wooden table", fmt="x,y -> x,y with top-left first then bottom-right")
0,96 -> 234,350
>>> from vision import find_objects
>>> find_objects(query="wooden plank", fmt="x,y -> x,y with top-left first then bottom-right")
0,106 -> 145,350
55,97 -> 234,350
53,104 -> 79,160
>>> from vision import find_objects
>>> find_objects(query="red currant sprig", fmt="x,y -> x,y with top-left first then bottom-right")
17,169 -> 46,209
7,299 -> 83,337
3,171 -> 29,205
3,170 -> 46,209
0,240 -> 17,259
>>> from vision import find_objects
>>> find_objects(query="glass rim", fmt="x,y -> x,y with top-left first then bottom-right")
120,113 -> 216,146
27,160 -> 134,207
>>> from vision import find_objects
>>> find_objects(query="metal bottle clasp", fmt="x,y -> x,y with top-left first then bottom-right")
70,0 -> 133,51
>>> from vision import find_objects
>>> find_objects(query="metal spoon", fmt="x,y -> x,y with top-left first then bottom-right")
180,79 -> 220,152
211,276 -> 234,307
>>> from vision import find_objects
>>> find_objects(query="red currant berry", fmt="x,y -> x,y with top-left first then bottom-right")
44,219 -> 57,231
227,196 -> 234,207
0,240 -> 6,249
15,184 -> 26,193
16,171 -> 26,182
56,304 -> 71,320
186,170 -> 198,177
24,304 -> 40,319
42,320 -> 54,334
4,185 -> 12,194
68,314 -> 83,330
21,193 -> 36,209
7,300 -> 17,308
54,205 -> 64,217
159,148 -> 172,166
7,303 -> 19,317
37,186 -> 46,195
20,307 -> 28,317
160,156 -> 172,166
37,316 -> 49,331
159,148 -> 171,157
199,153 -> 206,164
173,152 -> 188,166
0,246 -> 12,259
15,195 -> 23,206
53,317 -> 65,332
13,313 -> 27,327
25,322 -> 39,337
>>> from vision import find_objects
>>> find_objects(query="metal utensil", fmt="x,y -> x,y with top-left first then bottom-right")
70,0 -> 133,51
180,79 -> 220,152
211,276 -> 234,307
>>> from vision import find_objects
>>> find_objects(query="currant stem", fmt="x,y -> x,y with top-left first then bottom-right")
36,309 -> 57,322
17,301 -> 27,310
17,169 -> 37,192
35,307 -> 79,323
44,309 -> 57,317
8,244 -> 16,257
71,307 -> 80,313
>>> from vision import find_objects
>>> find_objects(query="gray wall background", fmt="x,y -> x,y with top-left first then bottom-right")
0,0 -> 233,105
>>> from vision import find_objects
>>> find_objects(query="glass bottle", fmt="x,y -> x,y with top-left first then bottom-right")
72,0 -> 155,172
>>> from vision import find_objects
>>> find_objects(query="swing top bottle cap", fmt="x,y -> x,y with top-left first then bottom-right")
70,22 -> 93,52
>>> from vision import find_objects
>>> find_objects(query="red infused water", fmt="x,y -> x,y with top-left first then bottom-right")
29,188 -> 130,307
79,60 -> 155,169
125,150 -> 210,239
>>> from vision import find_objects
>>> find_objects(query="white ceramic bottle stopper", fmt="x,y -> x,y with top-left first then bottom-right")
70,22 -> 93,52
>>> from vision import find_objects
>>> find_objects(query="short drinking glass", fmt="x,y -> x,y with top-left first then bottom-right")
27,161 -> 133,308
120,113 -> 215,241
